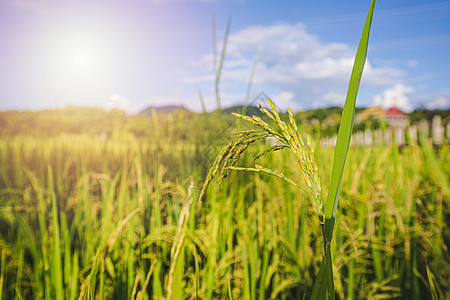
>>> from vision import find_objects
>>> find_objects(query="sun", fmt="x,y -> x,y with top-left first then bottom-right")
51,32 -> 110,82
38,18 -> 119,87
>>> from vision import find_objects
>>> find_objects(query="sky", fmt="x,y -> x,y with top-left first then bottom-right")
0,0 -> 449,114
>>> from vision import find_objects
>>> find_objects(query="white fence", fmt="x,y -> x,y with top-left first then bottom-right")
321,115 -> 449,147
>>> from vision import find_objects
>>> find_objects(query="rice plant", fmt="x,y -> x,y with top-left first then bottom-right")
0,122 -> 449,299
200,1 -> 377,298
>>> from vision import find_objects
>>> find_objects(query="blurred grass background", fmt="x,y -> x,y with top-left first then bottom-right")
0,110 -> 448,299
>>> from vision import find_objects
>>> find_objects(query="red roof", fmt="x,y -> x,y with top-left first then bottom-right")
385,106 -> 407,117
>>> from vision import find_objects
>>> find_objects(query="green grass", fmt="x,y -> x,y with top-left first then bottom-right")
0,134 -> 448,299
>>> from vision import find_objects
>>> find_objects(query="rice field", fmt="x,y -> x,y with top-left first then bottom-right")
0,131 -> 448,299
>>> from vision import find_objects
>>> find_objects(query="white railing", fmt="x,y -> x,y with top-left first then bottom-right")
321,115 -> 449,147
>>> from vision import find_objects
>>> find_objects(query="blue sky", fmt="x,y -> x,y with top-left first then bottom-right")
0,0 -> 449,113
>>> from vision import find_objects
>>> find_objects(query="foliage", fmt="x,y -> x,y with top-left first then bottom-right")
409,108 -> 450,124
0,135 -> 449,299
0,107 -> 237,145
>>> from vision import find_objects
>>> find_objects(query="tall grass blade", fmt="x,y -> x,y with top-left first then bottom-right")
79,247 -> 101,300
70,251 -> 79,300
324,0 -> 376,241
198,88 -> 207,113
167,179 -> 194,299
15,240 -> 24,300
212,12 -> 217,82
49,167 -> 64,300
214,15 -> 232,112
242,62 -> 257,117
0,249 -> 5,300
314,0 -> 377,299
419,134 -> 450,198
425,260 -> 438,300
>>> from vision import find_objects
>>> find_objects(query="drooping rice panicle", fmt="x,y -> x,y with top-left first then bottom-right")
198,139 -> 236,202
219,131 -> 269,180
201,98 -> 323,219
232,113 -> 285,141
287,108 -> 298,132
267,98 -> 282,126
224,165 -> 307,195
253,145 -> 289,161
256,102 -> 277,122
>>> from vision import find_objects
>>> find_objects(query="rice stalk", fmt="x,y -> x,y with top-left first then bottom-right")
167,179 -> 194,299
0,249 -> 5,300
199,98 -> 323,222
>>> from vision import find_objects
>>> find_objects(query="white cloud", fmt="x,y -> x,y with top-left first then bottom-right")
427,96 -> 449,109
103,94 -> 131,112
402,92 -> 450,110
417,93 -> 450,110
185,22 -> 406,111
323,91 -> 347,106
227,23 -> 323,61
295,57 -> 353,79
373,84 -> 414,112
407,60 -> 419,68
362,61 -> 404,87
271,91 -> 295,111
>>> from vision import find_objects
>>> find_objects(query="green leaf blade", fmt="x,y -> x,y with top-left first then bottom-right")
324,0 -> 377,242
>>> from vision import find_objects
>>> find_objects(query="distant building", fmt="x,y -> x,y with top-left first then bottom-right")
355,106 -> 409,145
385,106 -> 408,129
356,106 -> 408,129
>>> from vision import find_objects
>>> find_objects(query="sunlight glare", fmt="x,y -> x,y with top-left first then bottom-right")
39,19 -> 120,87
